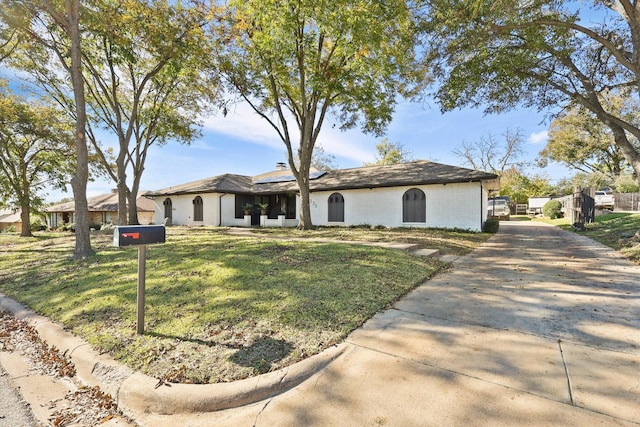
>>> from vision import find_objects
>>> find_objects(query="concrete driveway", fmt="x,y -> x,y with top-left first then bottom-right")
151,221 -> 640,426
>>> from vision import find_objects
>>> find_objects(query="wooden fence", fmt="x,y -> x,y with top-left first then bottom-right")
614,192 -> 640,211
555,191 -> 595,225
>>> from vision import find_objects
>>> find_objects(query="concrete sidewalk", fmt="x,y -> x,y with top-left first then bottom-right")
2,222 -> 640,426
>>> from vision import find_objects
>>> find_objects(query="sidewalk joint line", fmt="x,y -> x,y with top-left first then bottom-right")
557,339 -> 575,406
345,340 -> 581,409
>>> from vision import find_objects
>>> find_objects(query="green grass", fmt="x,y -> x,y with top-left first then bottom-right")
569,213 -> 640,263
0,226 -> 490,384
532,212 -> 640,263
532,216 -> 572,226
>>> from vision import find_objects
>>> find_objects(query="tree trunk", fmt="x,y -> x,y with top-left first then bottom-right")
20,203 -> 32,237
297,175 -> 312,230
19,163 -> 32,237
117,180 -> 128,225
67,0 -> 93,259
116,153 -> 128,225
611,125 -> 640,180
295,146 -> 313,230
127,184 -> 140,225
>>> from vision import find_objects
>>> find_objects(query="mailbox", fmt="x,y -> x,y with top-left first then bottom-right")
113,225 -> 166,247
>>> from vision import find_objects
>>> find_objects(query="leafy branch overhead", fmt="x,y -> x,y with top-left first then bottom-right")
420,0 -> 640,178
538,94 -> 639,179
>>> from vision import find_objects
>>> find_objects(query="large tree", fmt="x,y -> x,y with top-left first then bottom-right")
0,84 -> 74,236
4,0 -> 217,225
452,128 -> 526,175
1,0 -> 93,258
538,94 -> 637,179
421,0 -> 640,179
214,0 -> 421,229
499,167 -> 555,203
364,138 -> 414,166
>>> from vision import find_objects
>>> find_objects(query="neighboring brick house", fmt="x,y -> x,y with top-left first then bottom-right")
45,191 -> 156,228
146,161 -> 499,232
0,208 -> 22,232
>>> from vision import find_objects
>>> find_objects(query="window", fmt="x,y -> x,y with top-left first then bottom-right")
402,188 -> 426,223
328,192 -> 344,222
193,196 -> 203,221
163,198 -> 172,222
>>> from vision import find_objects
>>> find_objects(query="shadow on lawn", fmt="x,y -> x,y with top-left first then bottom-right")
229,337 -> 294,374
145,332 -> 294,374
147,331 -> 294,374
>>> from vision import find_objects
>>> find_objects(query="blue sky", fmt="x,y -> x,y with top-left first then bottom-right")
46,98 -> 568,203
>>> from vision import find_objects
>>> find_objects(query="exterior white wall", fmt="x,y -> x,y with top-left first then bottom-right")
152,193 -> 222,226
150,182 -> 488,231
309,182 -> 485,231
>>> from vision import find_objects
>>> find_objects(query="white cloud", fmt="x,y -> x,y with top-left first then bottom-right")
202,103 -> 283,151
528,130 -> 548,145
202,102 -> 376,165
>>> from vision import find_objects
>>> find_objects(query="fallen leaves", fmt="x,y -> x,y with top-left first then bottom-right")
1,313 -> 123,426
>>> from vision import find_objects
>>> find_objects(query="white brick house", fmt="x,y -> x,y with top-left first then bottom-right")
146,161 -> 498,232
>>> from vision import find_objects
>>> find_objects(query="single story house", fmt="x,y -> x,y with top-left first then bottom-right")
146,161 -> 499,232
45,191 -> 155,228
0,208 -> 22,232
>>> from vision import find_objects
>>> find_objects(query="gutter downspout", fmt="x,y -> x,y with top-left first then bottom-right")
218,193 -> 228,226
480,183 -> 484,231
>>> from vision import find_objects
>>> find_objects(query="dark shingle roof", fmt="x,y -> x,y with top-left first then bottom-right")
252,161 -> 498,194
146,174 -> 253,197
146,161 -> 498,197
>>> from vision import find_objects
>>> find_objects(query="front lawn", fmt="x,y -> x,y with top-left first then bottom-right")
0,226 -> 489,383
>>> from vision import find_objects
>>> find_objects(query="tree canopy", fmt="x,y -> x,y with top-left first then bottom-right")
420,0 -> 640,178
538,94 -> 637,179
0,83 -> 74,236
214,0 -> 421,229
498,167 -> 555,203
3,0 -> 218,225
364,139 -> 414,166
452,128 -> 526,175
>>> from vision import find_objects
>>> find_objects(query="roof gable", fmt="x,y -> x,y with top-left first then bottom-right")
0,208 -> 21,223
146,174 -> 253,197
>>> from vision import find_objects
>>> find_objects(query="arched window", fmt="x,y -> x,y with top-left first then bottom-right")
402,188 -> 426,223
328,192 -> 344,222
193,196 -> 203,222
163,198 -> 172,222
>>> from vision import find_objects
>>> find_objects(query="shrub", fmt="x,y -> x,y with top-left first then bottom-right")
483,217 -> 499,233
100,222 -> 115,231
30,219 -> 47,231
614,173 -> 640,193
62,222 -> 76,232
542,200 -> 563,219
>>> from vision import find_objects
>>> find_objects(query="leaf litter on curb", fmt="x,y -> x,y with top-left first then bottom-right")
0,312 -> 126,426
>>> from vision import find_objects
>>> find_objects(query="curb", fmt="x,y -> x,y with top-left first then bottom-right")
0,294 -> 347,417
